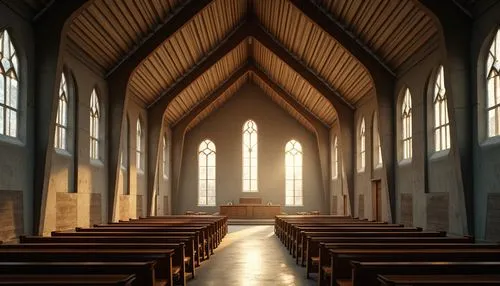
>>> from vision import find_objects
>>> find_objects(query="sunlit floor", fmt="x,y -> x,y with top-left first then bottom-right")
188,225 -> 316,286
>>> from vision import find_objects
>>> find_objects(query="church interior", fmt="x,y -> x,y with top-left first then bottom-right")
0,0 -> 500,285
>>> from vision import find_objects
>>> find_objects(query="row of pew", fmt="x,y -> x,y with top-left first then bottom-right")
0,215 -> 227,285
275,215 -> 500,286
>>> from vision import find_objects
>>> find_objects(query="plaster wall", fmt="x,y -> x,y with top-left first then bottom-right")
471,0 -> 500,242
175,84 -> 324,214
0,4 -> 35,241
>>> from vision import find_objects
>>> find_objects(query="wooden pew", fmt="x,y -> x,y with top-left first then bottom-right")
304,236 -> 475,275
312,243 -> 500,280
21,235 -> 198,269
293,227 -> 421,259
73,226 -> 211,260
0,274 -> 136,285
0,262 -> 155,286
350,261 -> 500,286
89,225 -> 213,256
0,242 -> 188,284
50,231 -> 203,264
377,274 -> 500,286
0,248 -> 175,286
322,248 -> 500,286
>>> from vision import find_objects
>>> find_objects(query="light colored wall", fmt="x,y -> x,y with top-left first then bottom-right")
0,3 -> 35,241
175,84 -> 325,214
353,95 -> 390,221
43,49 -> 109,234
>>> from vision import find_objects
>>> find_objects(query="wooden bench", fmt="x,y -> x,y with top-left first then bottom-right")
304,236 -> 474,270
0,274 -> 136,285
20,235 -> 198,269
350,261 -> 500,286
0,262 -> 155,286
322,248 -> 500,286
0,248 -> 175,286
0,242 -> 188,284
377,274 -> 500,286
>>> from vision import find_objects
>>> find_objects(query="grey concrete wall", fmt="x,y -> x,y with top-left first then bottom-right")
471,1 -> 500,242
353,95 -> 390,221
0,4 -> 36,241
43,48 -> 109,233
175,84 -> 324,214
115,97 -> 148,219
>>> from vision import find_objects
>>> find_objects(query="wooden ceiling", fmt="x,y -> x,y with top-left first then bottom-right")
63,0 -> 439,129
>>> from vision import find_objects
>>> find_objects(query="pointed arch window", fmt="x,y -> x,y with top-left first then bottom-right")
55,72 -> 68,150
357,118 -> 366,172
163,135 -> 168,179
89,89 -> 100,160
0,30 -> 19,138
487,28 -> 500,137
198,139 -> 216,206
243,120 -> 258,192
373,113 -> 383,168
434,66 -> 450,151
136,119 -> 143,171
285,140 -> 303,206
332,136 -> 338,179
401,88 -> 413,159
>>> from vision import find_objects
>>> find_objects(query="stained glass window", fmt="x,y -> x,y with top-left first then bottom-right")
89,89 -> 100,159
199,139 -> 216,206
434,66 -> 450,151
243,120 -> 258,192
285,140 -> 303,206
487,28 -> 500,137
0,30 -> 18,138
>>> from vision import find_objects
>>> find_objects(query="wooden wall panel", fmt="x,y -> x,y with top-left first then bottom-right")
56,193 -> 78,231
164,196 -> 169,215
331,195 -> 338,215
0,190 -> 24,242
358,194 -> 364,218
136,195 -> 143,218
426,193 -> 449,232
119,195 -> 130,221
486,193 -> 500,242
89,193 -> 102,226
400,193 -> 413,226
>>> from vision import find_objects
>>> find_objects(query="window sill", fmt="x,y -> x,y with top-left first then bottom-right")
356,169 -> 365,173
332,177 -> 338,181
480,135 -> 500,148
90,159 -> 104,167
429,149 -> 449,161
285,205 -> 304,207
197,205 -> 216,207
137,169 -> 145,175
398,158 -> 412,166
55,148 -> 71,157
0,135 -> 24,147
373,164 -> 383,170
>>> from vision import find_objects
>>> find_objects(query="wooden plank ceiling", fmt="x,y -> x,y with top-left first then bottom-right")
66,0 -> 438,129
315,0 -> 438,71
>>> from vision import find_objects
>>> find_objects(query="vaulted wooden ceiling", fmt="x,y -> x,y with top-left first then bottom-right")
27,0 -> 439,129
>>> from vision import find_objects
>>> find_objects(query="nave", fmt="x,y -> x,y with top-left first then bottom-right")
189,225 -> 315,286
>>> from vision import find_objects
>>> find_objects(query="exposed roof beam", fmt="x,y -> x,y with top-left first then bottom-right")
252,23 -> 354,112
105,0 -> 213,78
173,62 -> 250,130
148,20 -> 251,113
248,62 -> 329,129
288,0 -> 395,78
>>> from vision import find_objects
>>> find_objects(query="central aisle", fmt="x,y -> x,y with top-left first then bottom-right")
189,225 -> 316,286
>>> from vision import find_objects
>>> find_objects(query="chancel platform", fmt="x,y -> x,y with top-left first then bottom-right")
219,198 -> 281,219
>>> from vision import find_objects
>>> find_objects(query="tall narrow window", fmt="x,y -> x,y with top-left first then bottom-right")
243,120 -> 258,192
373,113 -> 383,168
0,30 -> 19,138
89,89 -> 100,160
487,28 -> 500,137
358,118 -> 366,172
163,135 -> 168,179
332,136 -> 338,179
285,140 -> 303,206
136,119 -> 143,171
434,66 -> 450,151
198,139 -> 216,206
401,88 -> 413,159
55,72 -> 68,150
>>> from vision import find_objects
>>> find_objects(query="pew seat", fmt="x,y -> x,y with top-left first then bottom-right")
377,274 -> 500,285
0,274 -> 136,285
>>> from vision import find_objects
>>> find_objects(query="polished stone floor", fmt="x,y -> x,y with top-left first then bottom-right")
188,225 -> 316,286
